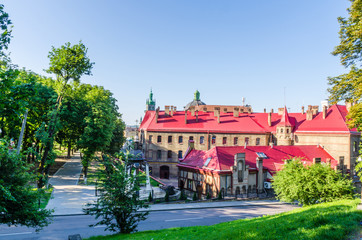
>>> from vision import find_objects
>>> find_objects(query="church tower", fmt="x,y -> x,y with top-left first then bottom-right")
146,90 -> 156,111
276,106 -> 294,145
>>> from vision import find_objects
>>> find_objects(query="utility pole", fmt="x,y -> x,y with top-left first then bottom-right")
17,109 -> 28,154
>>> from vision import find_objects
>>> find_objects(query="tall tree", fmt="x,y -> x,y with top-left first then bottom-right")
37,41 -> 94,188
328,0 -> 362,121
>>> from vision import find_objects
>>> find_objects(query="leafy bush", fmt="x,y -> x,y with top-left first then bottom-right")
206,192 -> 211,199
193,192 -> 198,201
165,191 -> 169,202
179,190 -> 187,200
273,158 -> 354,206
148,192 -> 153,202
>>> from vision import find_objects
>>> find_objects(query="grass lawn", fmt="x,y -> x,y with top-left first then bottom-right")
138,172 -> 162,187
85,199 -> 362,240
39,187 -> 53,209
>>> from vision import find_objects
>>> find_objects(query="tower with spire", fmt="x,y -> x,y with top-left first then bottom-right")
275,106 -> 294,145
146,89 -> 156,111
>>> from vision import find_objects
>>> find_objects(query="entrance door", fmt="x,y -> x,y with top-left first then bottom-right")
160,165 -> 170,179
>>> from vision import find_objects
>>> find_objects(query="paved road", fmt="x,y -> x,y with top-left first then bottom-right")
0,204 -> 299,239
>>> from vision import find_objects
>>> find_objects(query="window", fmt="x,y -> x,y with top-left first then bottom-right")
168,135 -> 172,143
187,179 -> 193,189
212,135 -> 216,144
222,137 -> 227,145
189,136 -> 194,141
157,135 -> 162,143
314,158 -> 321,164
353,141 -> 358,153
234,137 -> 238,145
149,135 -> 153,143
200,136 -> 205,144
256,138 -> 260,146
167,150 -> 172,159
157,150 -> 162,160
178,150 -> 183,159
178,136 -> 183,144
245,137 -> 249,145
281,128 -> 284,133
238,161 -> 244,182
286,129 -> 289,134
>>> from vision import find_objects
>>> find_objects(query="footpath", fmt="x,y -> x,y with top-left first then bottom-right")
45,153 -> 291,216
46,153 -> 97,216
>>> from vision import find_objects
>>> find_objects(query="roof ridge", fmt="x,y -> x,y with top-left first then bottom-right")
332,104 -> 350,132
214,147 -> 222,171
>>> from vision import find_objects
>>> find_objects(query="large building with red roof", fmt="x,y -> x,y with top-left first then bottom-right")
177,143 -> 338,198
139,91 -> 360,180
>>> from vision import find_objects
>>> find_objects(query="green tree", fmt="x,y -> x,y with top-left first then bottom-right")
0,4 -> 12,54
37,41 -> 94,188
84,154 -> 149,233
272,158 -> 354,206
0,140 -> 52,230
328,0 -> 362,126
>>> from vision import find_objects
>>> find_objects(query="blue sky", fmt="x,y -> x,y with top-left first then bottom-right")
2,1 -> 350,125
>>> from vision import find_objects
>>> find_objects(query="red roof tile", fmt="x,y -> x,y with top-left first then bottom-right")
177,145 -> 337,175
140,105 -> 358,135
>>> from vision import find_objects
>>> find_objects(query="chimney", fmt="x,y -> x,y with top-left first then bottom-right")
278,107 -> 284,115
306,110 -> 313,121
233,107 -> 239,117
322,105 -> 327,119
217,113 -> 220,123
256,157 -> 264,193
214,107 -> 220,117
196,110 -> 199,122
301,106 -> 305,114
170,106 -> 174,116
155,107 -> 160,123
345,101 -> 355,112
312,105 -> 319,115
268,112 -> 272,127
165,105 -> 170,116
185,110 -> 188,124
264,108 -> 266,113
271,108 -> 274,113
190,107 -> 195,116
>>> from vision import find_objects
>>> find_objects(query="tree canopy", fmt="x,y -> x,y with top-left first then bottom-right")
272,158 -> 354,206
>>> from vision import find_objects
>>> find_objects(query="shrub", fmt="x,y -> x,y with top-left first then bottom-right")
273,158 -> 354,206
206,192 -> 211,199
193,192 -> 198,201
148,192 -> 153,202
218,190 -> 223,200
179,190 -> 187,200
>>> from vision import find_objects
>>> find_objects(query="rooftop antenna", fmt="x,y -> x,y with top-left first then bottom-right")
242,97 -> 245,107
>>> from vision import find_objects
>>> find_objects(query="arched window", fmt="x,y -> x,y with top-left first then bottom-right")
281,128 -> 284,133
234,137 -> 238,145
238,161 -> 244,182
200,136 -> 205,144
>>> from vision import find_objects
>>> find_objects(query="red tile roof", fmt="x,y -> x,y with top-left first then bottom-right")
277,106 -> 294,127
140,105 -> 358,134
177,145 -> 337,175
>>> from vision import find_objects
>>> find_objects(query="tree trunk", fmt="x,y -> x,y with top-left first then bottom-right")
67,140 -> 71,158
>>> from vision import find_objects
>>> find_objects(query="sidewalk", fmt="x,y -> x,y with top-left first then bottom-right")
46,153 -> 97,216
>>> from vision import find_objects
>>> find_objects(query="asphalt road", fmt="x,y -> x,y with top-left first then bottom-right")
0,204 -> 299,240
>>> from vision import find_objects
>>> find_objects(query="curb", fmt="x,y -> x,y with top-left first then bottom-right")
51,201 -> 294,216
